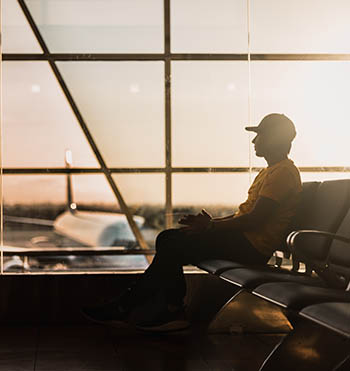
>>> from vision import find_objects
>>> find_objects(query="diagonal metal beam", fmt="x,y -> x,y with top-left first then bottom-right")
16,0 -> 149,251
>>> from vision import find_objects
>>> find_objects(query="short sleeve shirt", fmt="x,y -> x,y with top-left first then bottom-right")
234,158 -> 302,256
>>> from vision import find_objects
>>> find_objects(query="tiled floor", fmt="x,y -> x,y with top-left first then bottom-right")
0,324 -> 283,371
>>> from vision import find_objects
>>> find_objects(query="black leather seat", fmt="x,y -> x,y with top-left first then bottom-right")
253,281 -> 350,310
300,302 -> 350,338
196,259 -> 243,275
220,266 -> 324,290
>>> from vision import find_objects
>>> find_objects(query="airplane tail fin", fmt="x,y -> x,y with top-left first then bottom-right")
65,150 -> 77,213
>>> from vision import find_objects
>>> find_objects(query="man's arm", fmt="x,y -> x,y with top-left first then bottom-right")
178,210 -> 236,227
212,213 -> 236,221
209,196 -> 279,231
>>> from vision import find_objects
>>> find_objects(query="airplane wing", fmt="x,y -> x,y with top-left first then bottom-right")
4,215 -> 55,227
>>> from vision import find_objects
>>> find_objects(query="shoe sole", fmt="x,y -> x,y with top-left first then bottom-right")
136,320 -> 190,333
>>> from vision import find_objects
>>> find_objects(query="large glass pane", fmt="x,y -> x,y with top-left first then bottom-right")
112,173 -> 165,246
25,0 -> 163,53
4,175 -> 66,206
2,0 -> 42,53
251,0 -> 350,53
250,61 -> 350,168
3,173 -> 161,272
112,174 -> 165,206
301,172 -> 350,183
72,174 -> 116,206
71,173 -> 164,271
57,62 -> 165,167
173,173 -> 251,228
3,174 -> 68,273
171,0 -> 247,53
172,61 -> 249,167
73,173 -> 165,245
2,61 -> 98,167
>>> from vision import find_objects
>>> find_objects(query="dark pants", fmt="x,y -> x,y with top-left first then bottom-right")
131,228 -> 269,306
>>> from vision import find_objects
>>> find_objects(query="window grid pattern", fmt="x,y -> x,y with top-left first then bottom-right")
2,0 -> 350,266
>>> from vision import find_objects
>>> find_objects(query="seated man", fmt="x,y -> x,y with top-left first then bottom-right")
83,113 -> 302,332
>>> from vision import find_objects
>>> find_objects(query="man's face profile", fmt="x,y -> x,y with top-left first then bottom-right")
252,130 -> 289,158
252,131 -> 270,157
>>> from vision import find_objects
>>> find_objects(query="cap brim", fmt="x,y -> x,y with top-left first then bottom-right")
245,126 -> 259,132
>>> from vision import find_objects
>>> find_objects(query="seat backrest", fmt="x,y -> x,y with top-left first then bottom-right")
279,181 -> 320,255
328,207 -> 350,288
292,179 -> 350,262
289,181 -> 321,232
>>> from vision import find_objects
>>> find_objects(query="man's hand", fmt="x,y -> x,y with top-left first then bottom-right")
178,209 -> 212,230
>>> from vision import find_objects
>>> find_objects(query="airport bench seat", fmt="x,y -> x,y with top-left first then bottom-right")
196,259 -> 243,275
198,179 -> 350,344
255,281 -> 350,371
198,179 -> 350,370
197,179 -> 350,290
300,301 -> 350,338
220,265 -> 325,291
257,299 -> 350,371
253,214 -> 350,370
252,204 -> 350,310
253,281 -> 350,310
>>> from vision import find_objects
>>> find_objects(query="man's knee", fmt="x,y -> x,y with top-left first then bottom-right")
155,228 -> 183,253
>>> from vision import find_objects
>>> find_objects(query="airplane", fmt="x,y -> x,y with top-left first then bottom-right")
3,150 -> 157,271
53,150 -> 147,248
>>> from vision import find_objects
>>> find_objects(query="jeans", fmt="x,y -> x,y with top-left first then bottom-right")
130,228 -> 269,307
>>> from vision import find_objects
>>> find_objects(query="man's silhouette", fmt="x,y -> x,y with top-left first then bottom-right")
83,113 -> 302,332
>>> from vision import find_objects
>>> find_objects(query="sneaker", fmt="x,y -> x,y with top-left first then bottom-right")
135,306 -> 190,333
81,299 -> 130,327
81,286 -> 134,327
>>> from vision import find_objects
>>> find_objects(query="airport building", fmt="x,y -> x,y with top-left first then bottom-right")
0,1 -> 349,370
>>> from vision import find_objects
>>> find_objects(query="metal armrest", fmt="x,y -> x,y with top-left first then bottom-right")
287,230 -> 350,251
286,229 -> 350,288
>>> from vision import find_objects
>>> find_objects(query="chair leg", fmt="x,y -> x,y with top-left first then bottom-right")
208,289 -> 292,334
334,354 -> 350,371
259,319 -> 350,371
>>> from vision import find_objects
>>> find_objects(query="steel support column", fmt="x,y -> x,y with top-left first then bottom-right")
164,0 -> 173,228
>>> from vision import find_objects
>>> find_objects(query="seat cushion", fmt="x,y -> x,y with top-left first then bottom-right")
196,259 -> 243,275
300,302 -> 350,338
220,267 -> 325,290
253,282 -> 350,310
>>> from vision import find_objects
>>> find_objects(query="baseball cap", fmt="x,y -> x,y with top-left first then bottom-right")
245,113 -> 296,142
